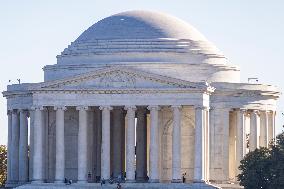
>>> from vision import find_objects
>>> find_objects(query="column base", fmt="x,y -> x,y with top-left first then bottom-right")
54,180 -> 65,184
148,179 -> 159,183
32,180 -> 44,184
126,179 -> 136,183
136,177 -> 147,183
171,179 -> 182,183
193,179 -> 206,183
18,181 -> 29,185
76,180 -> 87,184
5,181 -> 18,188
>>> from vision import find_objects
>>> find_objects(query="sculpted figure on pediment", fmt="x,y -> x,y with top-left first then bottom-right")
99,71 -> 136,88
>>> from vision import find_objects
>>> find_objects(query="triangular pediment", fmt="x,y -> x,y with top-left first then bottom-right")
32,67 -> 210,91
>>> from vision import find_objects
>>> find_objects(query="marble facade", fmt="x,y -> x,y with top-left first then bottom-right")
3,10 -> 280,189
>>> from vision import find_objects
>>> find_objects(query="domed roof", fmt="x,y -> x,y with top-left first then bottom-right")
58,10 -> 226,65
76,10 -> 207,41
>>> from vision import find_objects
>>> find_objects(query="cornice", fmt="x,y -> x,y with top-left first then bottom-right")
212,89 -> 280,98
30,87 -> 211,95
2,91 -> 32,98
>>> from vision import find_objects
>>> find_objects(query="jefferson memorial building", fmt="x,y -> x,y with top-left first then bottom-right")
3,11 -> 280,189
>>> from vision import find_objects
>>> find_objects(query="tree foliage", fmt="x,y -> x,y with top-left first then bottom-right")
238,132 -> 284,189
0,145 -> 7,187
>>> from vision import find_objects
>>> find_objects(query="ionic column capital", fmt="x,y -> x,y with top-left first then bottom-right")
268,110 -> 276,115
99,106 -> 113,111
195,106 -> 209,111
54,106 -> 67,111
124,106 -> 137,111
250,109 -> 260,115
147,105 -> 160,111
11,109 -> 20,115
76,106 -> 89,111
19,109 -> 30,118
137,107 -> 147,114
171,105 -> 182,110
7,109 -> 12,115
236,108 -> 247,115
259,110 -> 270,116
18,109 -> 29,114
31,106 -> 46,111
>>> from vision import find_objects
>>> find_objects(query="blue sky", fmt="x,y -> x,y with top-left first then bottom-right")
0,0 -> 283,144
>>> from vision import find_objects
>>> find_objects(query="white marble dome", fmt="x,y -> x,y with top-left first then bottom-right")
58,10 -> 226,65
76,10 -> 207,41
47,10 -> 240,83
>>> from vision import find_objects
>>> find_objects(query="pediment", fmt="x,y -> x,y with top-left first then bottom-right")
33,67 -> 210,91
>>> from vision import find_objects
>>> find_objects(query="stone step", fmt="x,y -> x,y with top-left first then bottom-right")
214,184 -> 244,189
16,183 -> 221,189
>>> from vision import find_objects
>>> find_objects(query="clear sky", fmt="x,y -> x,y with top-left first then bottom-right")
0,0 -> 283,145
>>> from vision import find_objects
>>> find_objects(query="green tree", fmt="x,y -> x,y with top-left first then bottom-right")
269,133 -> 284,188
238,132 -> 284,189
237,147 -> 271,189
0,145 -> 7,187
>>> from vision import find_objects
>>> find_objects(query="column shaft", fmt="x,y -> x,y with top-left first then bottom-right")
95,109 -> 102,180
147,106 -> 160,182
6,111 -> 12,184
100,106 -> 112,181
268,111 -> 275,143
136,108 -> 147,182
19,110 -> 29,183
11,110 -> 19,183
29,110 -> 34,182
55,106 -> 66,183
32,107 -> 44,183
259,111 -> 269,147
193,106 -> 207,183
121,112 -> 126,178
204,109 -> 210,182
125,106 -> 136,182
77,106 -> 88,183
236,109 -> 246,175
172,106 -> 182,182
249,110 -> 259,151
112,108 -> 123,178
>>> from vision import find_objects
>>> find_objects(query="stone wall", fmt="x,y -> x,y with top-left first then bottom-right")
159,106 -> 195,182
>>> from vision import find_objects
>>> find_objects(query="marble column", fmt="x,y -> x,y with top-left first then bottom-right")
11,110 -> 19,183
100,106 -> 113,181
121,111 -> 126,178
6,110 -> 12,185
268,111 -> 275,143
147,105 -> 160,183
112,107 -> 124,178
259,111 -> 269,147
76,106 -> 89,183
136,108 -> 147,182
249,110 -> 259,151
95,109 -> 102,181
54,106 -> 67,183
193,106 -> 207,183
42,108 -> 47,182
125,106 -> 136,182
236,109 -> 246,175
32,106 -> 45,183
171,105 -> 182,183
204,108 -> 210,182
29,110 -> 35,182
19,110 -> 29,183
